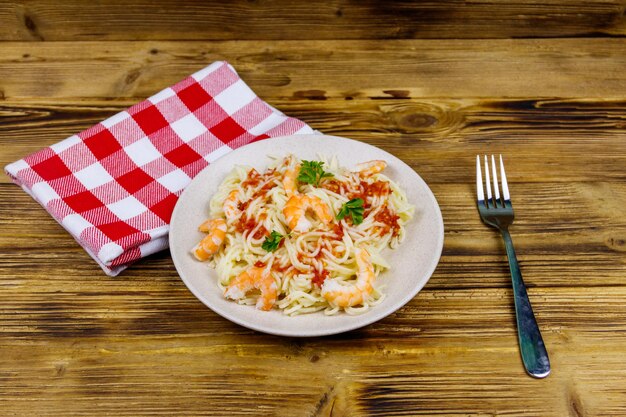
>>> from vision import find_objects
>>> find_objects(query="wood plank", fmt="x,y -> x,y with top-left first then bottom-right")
0,39 -> 625,99
1,97 -> 625,183
1,36 -> 625,417
1,97 -> 624,290
2,270 -> 626,338
0,287 -> 625,415
2,177 -> 625,291
0,0 -> 624,41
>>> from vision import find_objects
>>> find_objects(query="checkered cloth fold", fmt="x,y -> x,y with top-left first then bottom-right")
5,61 -> 315,276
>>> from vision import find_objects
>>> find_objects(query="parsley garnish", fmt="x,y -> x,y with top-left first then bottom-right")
336,198 -> 364,225
297,160 -> 333,187
262,231 -> 285,252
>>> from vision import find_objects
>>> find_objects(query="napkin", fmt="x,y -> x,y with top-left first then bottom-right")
5,61 -> 315,276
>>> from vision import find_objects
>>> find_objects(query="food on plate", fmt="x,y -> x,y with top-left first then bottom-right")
192,154 -> 414,315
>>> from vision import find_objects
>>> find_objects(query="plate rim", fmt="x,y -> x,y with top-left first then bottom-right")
169,134 -> 444,337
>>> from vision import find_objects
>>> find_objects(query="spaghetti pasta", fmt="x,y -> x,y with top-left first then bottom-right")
192,154 -> 414,315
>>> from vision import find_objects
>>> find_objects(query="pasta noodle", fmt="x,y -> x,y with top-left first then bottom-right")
192,154 -> 414,315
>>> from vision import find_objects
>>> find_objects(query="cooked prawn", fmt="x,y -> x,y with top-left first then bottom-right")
193,218 -> 227,261
320,247 -> 375,307
354,160 -> 387,176
282,165 -> 300,197
223,189 -> 240,221
223,266 -> 278,311
283,194 -> 333,233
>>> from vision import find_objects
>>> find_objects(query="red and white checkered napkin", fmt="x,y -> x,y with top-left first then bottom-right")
5,61 -> 315,276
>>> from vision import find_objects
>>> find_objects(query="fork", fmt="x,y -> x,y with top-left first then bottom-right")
476,155 -> 550,378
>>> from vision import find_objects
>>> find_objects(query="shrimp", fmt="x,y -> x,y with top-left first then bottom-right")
223,266 -> 278,311
320,247 -> 375,307
354,160 -> 387,177
282,165 -> 300,197
283,194 -> 333,233
193,218 -> 227,261
223,189 -> 240,221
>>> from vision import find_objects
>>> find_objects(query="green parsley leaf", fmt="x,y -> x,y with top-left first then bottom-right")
262,231 -> 285,252
297,160 -> 333,187
336,198 -> 365,225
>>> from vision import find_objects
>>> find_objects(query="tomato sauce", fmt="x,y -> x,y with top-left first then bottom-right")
312,269 -> 329,287
235,216 -> 252,233
253,226 -> 268,239
374,206 -> 400,236
332,223 -> 343,239
234,215 -> 268,239
238,200 -> 250,212
368,180 -> 391,197
241,169 -> 261,188
354,180 -> 390,200
321,179 -> 341,194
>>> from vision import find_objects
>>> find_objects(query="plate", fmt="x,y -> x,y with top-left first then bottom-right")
169,134 -> 444,337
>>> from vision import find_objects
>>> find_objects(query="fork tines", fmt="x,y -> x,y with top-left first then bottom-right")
476,155 -> 510,208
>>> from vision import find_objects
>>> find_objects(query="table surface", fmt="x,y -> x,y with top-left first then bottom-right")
1,2 -> 625,416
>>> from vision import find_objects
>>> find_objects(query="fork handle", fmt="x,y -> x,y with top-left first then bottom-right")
501,229 -> 551,378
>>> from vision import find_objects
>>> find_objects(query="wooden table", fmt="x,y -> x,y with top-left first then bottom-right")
1,2 -> 625,416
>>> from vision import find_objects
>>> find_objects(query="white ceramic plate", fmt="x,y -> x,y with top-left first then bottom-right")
170,135 -> 444,337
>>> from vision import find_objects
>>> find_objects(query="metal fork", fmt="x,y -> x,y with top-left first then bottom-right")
476,155 -> 550,378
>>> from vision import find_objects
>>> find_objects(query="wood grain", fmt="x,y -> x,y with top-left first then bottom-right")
0,0 -> 624,41
0,39 -> 625,100
2,178 -> 625,290
1,19 -> 626,417
2,91 -> 625,414
2,97 -> 625,182
1,281 -> 625,416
